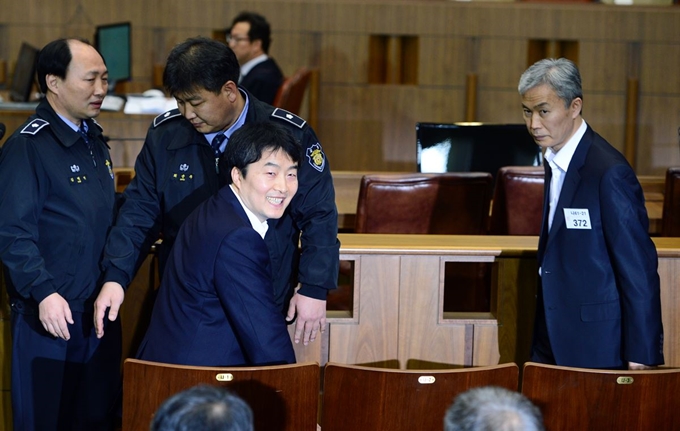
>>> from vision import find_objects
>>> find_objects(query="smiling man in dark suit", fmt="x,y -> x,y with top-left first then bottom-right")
136,121 -> 299,366
519,58 -> 664,370
228,11 -> 284,105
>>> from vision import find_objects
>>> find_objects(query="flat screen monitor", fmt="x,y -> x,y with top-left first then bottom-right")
9,42 -> 39,102
95,22 -> 131,90
416,122 -> 541,177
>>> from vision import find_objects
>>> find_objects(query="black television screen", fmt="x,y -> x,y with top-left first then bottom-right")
95,22 -> 131,89
416,122 -> 541,176
9,42 -> 39,102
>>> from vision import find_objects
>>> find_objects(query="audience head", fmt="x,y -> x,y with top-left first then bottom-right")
150,384 -> 253,431
163,37 -> 240,97
228,11 -> 273,64
518,57 -> 582,110
444,386 -> 545,431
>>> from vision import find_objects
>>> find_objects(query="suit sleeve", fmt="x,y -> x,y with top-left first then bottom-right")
0,137 -> 57,303
215,227 -> 296,365
600,164 -> 664,365
292,128 -> 340,300
101,128 -> 161,288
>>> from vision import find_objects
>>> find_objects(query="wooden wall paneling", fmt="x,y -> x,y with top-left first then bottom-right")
328,254 -> 400,365
637,96 -> 680,175
581,94 -> 627,155
640,44 -> 680,95
658,257 -> 680,367
417,36 -> 468,87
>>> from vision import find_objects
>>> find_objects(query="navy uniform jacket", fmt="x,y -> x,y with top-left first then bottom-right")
137,185 -> 296,366
0,100 -> 116,312
240,58 -> 284,105
102,90 -> 339,308
537,126 -> 664,368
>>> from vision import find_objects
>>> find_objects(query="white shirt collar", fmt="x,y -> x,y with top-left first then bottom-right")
544,119 -> 587,172
229,184 -> 269,239
240,54 -> 269,78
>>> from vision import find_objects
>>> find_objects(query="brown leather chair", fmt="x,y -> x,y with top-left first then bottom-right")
521,362 -> 680,430
122,359 -> 319,431
321,362 -> 519,431
272,67 -> 312,115
354,173 -> 493,235
489,166 -> 545,235
662,167 -> 680,237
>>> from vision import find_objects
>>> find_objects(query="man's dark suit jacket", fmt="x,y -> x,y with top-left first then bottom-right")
536,125 -> 664,369
137,185 -> 296,366
240,58 -> 284,105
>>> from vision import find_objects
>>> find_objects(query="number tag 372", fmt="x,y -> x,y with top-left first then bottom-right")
564,208 -> 591,230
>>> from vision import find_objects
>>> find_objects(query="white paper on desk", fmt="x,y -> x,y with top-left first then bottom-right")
123,96 -> 178,114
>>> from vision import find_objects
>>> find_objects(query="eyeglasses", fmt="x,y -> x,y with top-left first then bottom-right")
226,35 -> 250,44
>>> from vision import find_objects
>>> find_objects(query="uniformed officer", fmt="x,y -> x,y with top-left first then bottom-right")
0,39 -> 120,431
94,37 -> 339,347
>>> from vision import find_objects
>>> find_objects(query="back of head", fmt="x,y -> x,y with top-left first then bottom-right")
163,37 -> 240,97
518,58 -> 582,109
230,11 -> 273,54
37,38 -> 91,94
444,386 -> 545,431
224,121 -> 302,182
150,384 -> 253,431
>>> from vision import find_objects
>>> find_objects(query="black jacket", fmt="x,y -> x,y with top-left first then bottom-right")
240,58 -> 284,105
0,100 -> 116,312
102,91 -> 339,307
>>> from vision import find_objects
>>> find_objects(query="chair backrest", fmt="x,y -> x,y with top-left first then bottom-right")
521,362 -> 680,430
489,166 -> 544,235
321,362 -> 519,431
662,167 -> 680,237
355,172 -> 493,234
272,67 -> 312,115
123,359 -> 319,431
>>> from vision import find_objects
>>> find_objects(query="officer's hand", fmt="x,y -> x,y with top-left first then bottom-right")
38,293 -> 73,340
286,292 -> 326,346
93,282 -> 125,339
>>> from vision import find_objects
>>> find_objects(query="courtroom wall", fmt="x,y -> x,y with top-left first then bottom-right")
0,0 -> 679,174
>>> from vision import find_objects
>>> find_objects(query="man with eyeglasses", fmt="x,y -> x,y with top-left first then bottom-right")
227,11 -> 284,105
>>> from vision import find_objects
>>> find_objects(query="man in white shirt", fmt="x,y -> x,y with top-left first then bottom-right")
136,121 -> 300,366
520,57 -> 663,370
228,11 -> 284,104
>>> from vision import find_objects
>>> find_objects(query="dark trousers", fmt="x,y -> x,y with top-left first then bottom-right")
530,279 -> 556,365
11,309 -> 121,431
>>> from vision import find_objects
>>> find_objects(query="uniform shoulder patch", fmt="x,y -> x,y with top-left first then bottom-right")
20,119 -> 50,135
271,108 -> 306,129
306,142 -> 326,173
153,109 -> 182,128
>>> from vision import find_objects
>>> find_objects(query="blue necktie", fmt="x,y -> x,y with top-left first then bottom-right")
211,133 -> 226,157
79,122 -> 96,167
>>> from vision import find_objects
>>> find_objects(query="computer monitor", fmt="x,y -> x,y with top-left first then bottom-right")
94,22 -> 131,91
416,122 -> 541,177
9,42 -> 39,102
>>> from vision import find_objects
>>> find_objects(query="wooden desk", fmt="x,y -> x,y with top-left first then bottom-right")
334,171 -> 666,235
290,235 -> 680,369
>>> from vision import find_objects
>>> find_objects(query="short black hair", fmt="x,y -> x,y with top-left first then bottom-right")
150,385 -> 253,431
36,38 -> 92,94
163,37 -> 240,97
229,11 -> 273,53
224,122 -> 302,183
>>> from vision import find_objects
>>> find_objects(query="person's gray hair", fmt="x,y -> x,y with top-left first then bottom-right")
444,386 -> 545,431
518,58 -> 582,109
